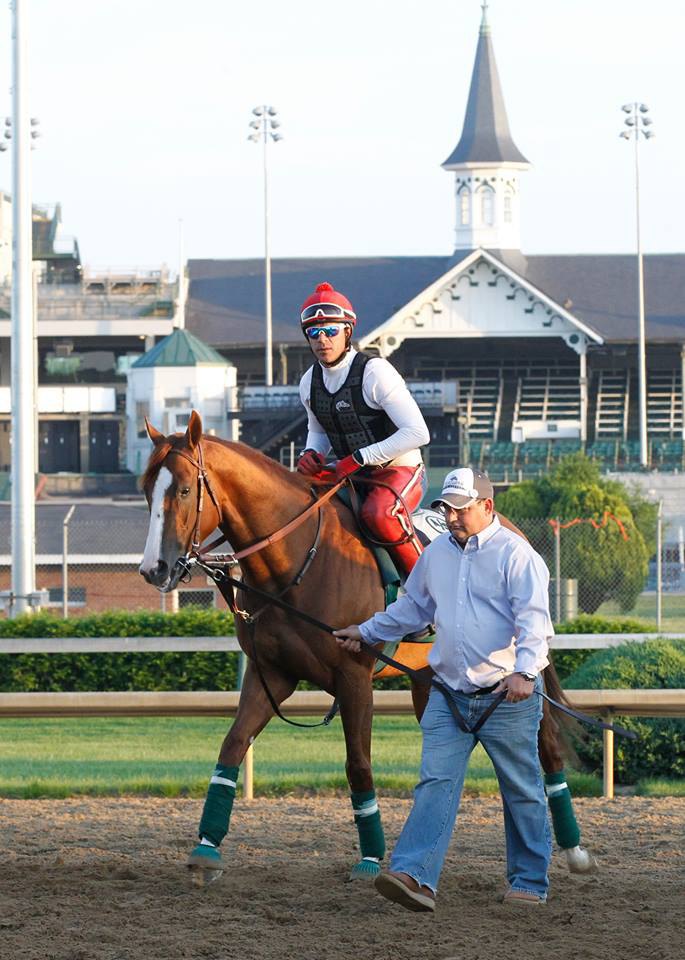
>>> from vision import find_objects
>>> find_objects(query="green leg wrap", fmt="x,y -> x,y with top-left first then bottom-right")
351,789 -> 385,861
545,769 -> 581,849
198,764 -> 239,847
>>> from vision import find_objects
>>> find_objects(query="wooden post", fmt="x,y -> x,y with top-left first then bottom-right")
603,713 -> 614,799
237,653 -> 254,800
243,737 -> 254,801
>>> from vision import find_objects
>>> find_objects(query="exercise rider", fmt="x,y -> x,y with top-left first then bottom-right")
297,281 -> 430,576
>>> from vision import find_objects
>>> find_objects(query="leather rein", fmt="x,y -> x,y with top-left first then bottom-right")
165,443 -> 347,571
163,443 -> 348,728
156,445 -> 637,742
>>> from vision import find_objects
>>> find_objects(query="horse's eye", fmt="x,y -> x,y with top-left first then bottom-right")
180,486 -> 191,498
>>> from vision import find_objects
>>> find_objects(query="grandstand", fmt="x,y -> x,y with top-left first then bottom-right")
186,11 -> 685,485
1,7 -> 682,499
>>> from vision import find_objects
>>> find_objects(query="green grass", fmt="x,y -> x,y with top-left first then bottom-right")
3,715 -> 682,799
635,778 -> 685,797
595,593 -> 685,632
0,715 -> 608,799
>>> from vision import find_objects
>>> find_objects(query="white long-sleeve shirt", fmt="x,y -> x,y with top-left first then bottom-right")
299,349 -> 429,467
359,514 -> 552,692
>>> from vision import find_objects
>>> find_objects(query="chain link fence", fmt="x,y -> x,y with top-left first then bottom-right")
1,509 -> 682,628
508,513 -> 683,630
0,513 -> 222,617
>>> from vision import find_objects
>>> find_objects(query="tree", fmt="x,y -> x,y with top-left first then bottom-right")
496,454 -> 653,614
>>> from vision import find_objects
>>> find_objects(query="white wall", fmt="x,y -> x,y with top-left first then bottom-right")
126,363 -> 238,474
451,166 -> 525,251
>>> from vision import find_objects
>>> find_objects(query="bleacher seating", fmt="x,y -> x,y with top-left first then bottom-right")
617,440 -> 643,470
652,439 -> 684,471
514,366 -> 580,423
586,440 -> 618,469
594,370 -> 630,438
410,361 -> 503,438
548,439 -> 582,463
648,371 -> 683,436
481,442 -> 517,480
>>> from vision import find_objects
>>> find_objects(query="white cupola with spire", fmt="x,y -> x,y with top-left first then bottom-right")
442,2 -> 530,252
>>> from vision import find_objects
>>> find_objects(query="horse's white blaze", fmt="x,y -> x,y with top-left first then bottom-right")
140,466 -> 173,574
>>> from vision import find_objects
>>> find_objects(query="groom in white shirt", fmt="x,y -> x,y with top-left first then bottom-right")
334,467 -> 554,912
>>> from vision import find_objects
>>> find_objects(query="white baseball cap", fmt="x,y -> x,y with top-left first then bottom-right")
431,467 -> 494,511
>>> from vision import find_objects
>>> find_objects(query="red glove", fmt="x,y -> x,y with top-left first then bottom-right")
297,449 -> 327,476
334,453 -> 363,481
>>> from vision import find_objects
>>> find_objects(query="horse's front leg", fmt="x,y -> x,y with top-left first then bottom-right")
187,659 -> 296,886
337,671 -> 386,881
538,678 -> 598,875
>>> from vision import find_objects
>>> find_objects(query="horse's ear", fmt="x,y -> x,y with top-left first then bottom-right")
145,418 -> 165,446
185,410 -> 203,450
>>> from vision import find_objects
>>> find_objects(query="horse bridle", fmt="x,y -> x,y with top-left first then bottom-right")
159,441 -> 350,727
162,442 -> 347,584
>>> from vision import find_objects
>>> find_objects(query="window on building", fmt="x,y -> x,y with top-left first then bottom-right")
47,586 -> 87,607
478,185 -> 495,226
458,186 -> 471,226
135,400 -> 150,438
504,188 -> 514,224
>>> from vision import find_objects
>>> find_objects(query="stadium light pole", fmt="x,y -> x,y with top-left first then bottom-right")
7,1 -> 38,616
620,103 -> 654,469
248,106 -> 283,387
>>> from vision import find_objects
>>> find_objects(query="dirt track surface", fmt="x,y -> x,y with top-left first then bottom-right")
1,796 -> 683,960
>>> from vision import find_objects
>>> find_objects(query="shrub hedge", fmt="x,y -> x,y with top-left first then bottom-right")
564,639 -> 685,783
0,609 -> 668,695
0,608 -> 239,693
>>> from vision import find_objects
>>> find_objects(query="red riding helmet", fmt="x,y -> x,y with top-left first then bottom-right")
300,282 -> 357,328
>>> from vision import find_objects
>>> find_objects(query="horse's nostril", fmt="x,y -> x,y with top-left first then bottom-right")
156,560 -> 169,580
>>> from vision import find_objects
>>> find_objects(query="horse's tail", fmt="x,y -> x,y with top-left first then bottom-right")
543,655 -> 584,763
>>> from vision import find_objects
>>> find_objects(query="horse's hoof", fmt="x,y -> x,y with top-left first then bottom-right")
187,844 -> 224,887
564,845 -> 599,875
348,858 -> 381,881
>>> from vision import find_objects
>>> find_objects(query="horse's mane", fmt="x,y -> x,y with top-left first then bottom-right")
141,434 -> 309,493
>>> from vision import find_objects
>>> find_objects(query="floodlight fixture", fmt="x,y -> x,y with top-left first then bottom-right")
618,100 -> 655,469
248,105 -> 284,387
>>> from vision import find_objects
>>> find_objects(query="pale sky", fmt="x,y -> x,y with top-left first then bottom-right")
0,0 -> 681,271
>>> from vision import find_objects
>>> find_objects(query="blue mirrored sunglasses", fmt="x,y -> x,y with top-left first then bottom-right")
304,325 -> 345,339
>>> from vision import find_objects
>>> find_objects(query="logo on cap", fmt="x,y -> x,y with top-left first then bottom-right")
430,467 -> 494,511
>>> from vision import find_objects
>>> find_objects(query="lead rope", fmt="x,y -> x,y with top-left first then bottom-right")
204,570 -> 638,741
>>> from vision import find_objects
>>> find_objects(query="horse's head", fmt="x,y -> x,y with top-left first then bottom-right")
139,410 -> 220,591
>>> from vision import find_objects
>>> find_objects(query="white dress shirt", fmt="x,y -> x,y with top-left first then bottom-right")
299,349 -> 429,467
359,514 -> 552,691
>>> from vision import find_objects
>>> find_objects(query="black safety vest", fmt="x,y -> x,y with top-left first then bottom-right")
309,352 -> 396,459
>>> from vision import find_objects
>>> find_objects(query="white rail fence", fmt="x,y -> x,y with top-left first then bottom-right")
1,635 -> 684,800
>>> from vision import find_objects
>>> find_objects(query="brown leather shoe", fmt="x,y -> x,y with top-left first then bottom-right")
502,887 -> 546,906
374,871 -> 436,913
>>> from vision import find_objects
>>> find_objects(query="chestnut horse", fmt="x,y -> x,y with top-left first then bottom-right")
139,412 -> 596,885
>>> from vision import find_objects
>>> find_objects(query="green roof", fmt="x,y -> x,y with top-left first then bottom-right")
132,328 -> 229,368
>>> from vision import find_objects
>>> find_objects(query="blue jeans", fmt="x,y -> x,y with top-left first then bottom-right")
389,676 -> 551,898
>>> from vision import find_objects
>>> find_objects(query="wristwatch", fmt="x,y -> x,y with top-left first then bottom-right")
517,671 -> 536,682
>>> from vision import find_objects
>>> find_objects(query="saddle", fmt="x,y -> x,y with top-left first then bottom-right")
335,488 -> 446,678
